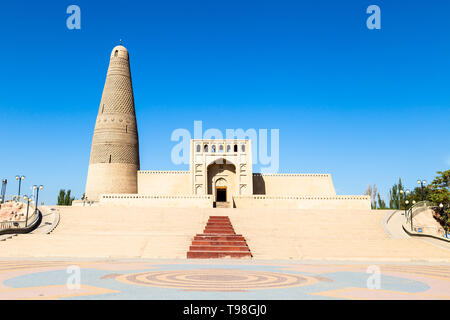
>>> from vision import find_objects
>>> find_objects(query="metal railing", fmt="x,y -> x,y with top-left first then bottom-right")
405,200 -> 446,237
406,201 -> 434,221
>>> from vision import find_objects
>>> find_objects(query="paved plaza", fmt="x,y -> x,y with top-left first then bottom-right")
1,207 -> 450,300
0,259 -> 449,300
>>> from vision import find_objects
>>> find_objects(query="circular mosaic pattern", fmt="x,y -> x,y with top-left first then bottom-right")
116,269 -> 317,291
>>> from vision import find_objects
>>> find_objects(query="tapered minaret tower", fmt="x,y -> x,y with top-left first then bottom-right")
85,45 -> 140,201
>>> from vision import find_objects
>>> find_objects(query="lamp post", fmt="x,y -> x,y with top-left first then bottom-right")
410,199 -> 414,232
15,175 -> 25,199
404,200 -> 410,217
22,195 -> 32,227
399,189 -> 410,210
0,179 -> 6,204
417,179 -> 427,201
440,203 -> 448,239
33,185 -> 44,215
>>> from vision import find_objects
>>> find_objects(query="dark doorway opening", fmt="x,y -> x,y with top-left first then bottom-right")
216,187 -> 227,202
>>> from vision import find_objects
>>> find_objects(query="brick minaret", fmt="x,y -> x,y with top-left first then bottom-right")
85,45 -> 140,201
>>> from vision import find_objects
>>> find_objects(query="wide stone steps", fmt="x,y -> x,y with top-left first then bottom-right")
187,251 -> 252,258
187,216 -> 252,259
203,230 -> 235,234
194,235 -> 246,241
189,245 -> 250,251
191,240 -> 247,246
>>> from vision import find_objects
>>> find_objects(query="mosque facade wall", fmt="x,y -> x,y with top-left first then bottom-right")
253,174 -> 336,196
136,170 -> 337,198
137,171 -> 191,195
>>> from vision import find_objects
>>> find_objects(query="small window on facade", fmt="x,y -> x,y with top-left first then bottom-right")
109,155 -> 112,163
227,145 -> 231,152
125,125 -> 128,133
114,50 -> 118,57
219,145 -> 224,152
212,145 -> 216,152
196,144 -> 201,153
241,144 -> 245,152
204,144 -> 208,152
234,144 -> 238,152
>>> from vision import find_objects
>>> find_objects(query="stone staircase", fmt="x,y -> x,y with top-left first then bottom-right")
187,216 -> 252,259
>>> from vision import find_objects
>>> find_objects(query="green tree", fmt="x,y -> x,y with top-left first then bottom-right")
377,193 -> 386,209
388,178 -> 404,209
428,170 -> 450,205
57,189 -> 75,206
57,190 -> 66,205
427,170 -> 450,230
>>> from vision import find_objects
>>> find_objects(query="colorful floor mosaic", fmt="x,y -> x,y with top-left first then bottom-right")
0,260 -> 449,299
116,269 -> 315,291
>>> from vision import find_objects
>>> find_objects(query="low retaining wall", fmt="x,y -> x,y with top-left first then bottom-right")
0,210 -> 42,236
91,194 -> 370,210
402,223 -> 450,243
233,195 -> 371,210
99,194 -> 213,208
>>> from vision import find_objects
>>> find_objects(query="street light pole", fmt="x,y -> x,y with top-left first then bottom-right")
33,185 -> 44,215
23,195 -> 31,228
0,179 -> 7,204
15,175 -> 25,199
405,200 -> 410,217
399,189 -> 410,210
417,179 -> 427,201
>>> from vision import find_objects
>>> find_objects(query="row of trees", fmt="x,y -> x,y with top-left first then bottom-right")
366,170 -> 450,211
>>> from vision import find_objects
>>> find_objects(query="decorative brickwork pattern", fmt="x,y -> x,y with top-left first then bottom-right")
90,144 -> 139,165
100,75 -> 135,114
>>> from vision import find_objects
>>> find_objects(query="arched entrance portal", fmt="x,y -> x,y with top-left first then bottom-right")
207,159 -> 236,207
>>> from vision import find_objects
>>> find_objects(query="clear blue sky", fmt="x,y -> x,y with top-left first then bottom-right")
1,0 -> 449,205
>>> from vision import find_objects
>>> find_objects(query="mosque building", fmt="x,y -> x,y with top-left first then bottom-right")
79,45 -> 370,210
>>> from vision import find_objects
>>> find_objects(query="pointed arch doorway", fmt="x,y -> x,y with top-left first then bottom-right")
215,178 -> 227,203
207,159 -> 236,208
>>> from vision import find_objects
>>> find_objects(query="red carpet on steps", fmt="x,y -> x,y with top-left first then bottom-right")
187,216 -> 252,259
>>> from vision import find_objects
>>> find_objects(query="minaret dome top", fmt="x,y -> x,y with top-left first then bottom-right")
110,45 -> 129,61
